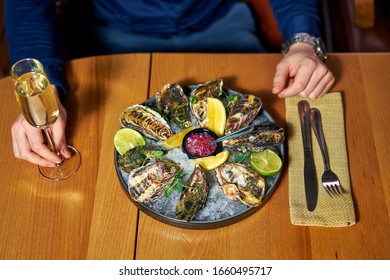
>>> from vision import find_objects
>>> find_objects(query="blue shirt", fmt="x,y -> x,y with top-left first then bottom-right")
4,0 -> 321,98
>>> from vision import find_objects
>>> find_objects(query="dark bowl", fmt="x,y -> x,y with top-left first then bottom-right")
182,128 -> 223,159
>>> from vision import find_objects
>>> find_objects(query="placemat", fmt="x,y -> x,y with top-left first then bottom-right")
285,92 -> 356,227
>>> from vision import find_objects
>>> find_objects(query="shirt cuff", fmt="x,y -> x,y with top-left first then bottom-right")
283,15 -> 321,41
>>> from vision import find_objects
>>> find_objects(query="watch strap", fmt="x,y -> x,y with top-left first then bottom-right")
281,33 -> 327,61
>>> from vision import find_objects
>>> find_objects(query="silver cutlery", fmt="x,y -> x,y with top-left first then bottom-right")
310,108 -> 343,197
298,101 -> 318,211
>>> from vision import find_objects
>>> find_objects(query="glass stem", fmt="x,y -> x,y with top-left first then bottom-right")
42,126 -> 63,166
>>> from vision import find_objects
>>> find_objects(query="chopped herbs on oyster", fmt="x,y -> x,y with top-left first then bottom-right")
128,160 -> 180,203
176,164 -> 209,221
156,83 -> 192,128
118,146 -> 164,173
120,104 -> 172,141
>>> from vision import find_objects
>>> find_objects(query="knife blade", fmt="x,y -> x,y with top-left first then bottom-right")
298,101 -> 318,211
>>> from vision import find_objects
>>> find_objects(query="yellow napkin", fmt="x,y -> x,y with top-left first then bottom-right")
285,92 -> 356,227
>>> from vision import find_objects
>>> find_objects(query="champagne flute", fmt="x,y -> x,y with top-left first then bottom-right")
10,58 -> 81,180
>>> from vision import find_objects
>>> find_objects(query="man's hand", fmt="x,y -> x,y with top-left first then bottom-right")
272,43 -> 335,99
11,86 -> 71,167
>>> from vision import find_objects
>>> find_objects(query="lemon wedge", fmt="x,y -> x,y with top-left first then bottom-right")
206,97 -> 226,137
250,149 -> 282,176
193,150 -> 229,170
162,126 -> 195,149
114,128 -> 146,155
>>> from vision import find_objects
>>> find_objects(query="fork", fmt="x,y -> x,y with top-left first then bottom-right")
310,108 -> 343,197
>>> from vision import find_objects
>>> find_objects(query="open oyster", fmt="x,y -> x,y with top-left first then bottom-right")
176,164 -> 209,221
118,146 -> 164,173
156,83 -> 192,128
190,79 -> 223,127
215,162 -> 265,207
128,160 -> 180,203
225,94 -> 262,134
120,104 -> 172,141
223,124 -> 284,153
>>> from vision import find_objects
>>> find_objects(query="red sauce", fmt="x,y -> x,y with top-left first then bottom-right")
185,132 -> 217,157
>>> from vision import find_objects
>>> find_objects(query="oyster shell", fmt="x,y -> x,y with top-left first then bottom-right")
128,160 -> 179,203
225,94 -> 262,134
156,83 -> 192,128
190,79 -> 223,127
176,164 -> 209,221
120,104 -> 172,141
223,124 -> 284,153
215,162 -> 265,207
118,146 -> 164,173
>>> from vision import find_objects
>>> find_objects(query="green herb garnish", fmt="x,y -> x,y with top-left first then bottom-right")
218,88 -> 238,107
164,171 -> 186,197
153,151 -> 164,157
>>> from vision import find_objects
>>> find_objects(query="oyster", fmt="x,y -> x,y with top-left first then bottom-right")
128,160 -> 179,203
215,162 -> 265,207
176,164 -> 209,221
156,83 -> 192,128
223,124 -> 284,153
118,146 -> 164,173
120,104 -> 172,141
190,79 -> 223,127
225,94 -> 262,134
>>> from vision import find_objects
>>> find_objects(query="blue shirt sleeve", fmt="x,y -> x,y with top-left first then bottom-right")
270,0 -> 321,41
4,0 -> 322,96
4,0 -> 67,99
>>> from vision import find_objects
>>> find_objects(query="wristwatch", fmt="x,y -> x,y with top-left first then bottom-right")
281,33 -> 328,62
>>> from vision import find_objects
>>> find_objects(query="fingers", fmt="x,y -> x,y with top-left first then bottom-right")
52,119 -> 71,159
51,87 -> 71,159
273,44 -> 335,99
305,68 -> 335,99
52,91 -> 72,158
272,62 -> 289,95
277,59 -> 316,98
276,61 -> 334,99
26,126 -> 63,164
11,86 -> 71,167
11,115 -> 60,167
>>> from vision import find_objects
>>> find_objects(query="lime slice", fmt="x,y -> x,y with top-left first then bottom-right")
250,149 -> 282,176
162,126 -> 195,149
114,128 -> 146,155
206,97 -> 226,137
193,150 -> 229,170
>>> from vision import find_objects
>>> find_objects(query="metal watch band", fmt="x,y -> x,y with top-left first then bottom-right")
281,33 -> 328,62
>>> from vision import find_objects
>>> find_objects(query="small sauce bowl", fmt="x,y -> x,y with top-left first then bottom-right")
182,128 -> 222,159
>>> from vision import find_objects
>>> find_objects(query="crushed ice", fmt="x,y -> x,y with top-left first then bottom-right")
116,87 -> 282,224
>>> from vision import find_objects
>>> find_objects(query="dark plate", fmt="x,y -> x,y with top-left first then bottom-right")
114,85 -> 284,229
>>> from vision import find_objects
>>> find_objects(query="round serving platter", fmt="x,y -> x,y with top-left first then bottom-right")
114,85 -> 284,229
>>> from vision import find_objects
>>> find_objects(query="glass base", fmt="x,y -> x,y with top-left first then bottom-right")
38,145 -> 81,180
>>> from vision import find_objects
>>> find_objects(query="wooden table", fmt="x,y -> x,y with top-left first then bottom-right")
0,53 -> 389,260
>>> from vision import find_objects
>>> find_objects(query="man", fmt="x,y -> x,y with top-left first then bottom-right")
5,0 -> 334,167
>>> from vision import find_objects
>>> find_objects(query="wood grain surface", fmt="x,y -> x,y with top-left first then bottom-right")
0,53 -> 389,260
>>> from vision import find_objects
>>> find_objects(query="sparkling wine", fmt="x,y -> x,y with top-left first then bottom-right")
11,58 -> 81,180
14,72 -> 59,128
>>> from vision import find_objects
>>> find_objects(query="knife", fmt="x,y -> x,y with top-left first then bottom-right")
298,101 -> 318,211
